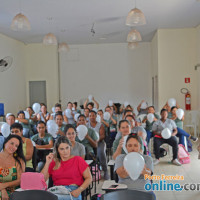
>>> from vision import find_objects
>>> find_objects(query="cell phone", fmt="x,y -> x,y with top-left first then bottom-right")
108,184 -> 119,189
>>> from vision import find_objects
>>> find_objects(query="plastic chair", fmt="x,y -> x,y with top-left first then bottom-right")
10,190 -> 58,200
184,110 -> 200,138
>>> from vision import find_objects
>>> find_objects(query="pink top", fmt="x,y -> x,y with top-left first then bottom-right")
48,156 -> 88,186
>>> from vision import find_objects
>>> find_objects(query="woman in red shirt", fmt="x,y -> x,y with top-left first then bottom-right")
42,136 -> 92,200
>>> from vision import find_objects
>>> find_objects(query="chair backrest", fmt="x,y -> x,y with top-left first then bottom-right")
10,190 -> 58,200
32,147 -> 37,171
189,110 -> 200,125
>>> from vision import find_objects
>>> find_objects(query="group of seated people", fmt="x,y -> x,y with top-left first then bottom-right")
0,98 -> 198,199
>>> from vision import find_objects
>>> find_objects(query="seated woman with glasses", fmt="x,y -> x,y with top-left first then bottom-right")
41,136 -> 92,200
65,124 -> 86,159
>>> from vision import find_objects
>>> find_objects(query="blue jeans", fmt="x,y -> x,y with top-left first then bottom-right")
176,127 -> 190,146
146,130 -> 153,144
56,185 -> 82,200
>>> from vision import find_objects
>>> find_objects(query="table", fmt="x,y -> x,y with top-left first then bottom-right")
107,160 -> 115,180
100,189 -> 155,200
102,180 -> 127,193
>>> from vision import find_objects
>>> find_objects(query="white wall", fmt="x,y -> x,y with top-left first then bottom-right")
0,33 -> 26,115
59,43 -> 152,112
196,25 -> 200,110
157,28 -> 198,110
24,44 -> 59,111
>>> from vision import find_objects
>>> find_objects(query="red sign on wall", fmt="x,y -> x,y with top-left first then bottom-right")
185,78 -> 190,83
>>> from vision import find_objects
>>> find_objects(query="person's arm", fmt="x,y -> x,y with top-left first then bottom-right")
35,139 -> 53,149
41,153 -> 54,181
99,124 -> 105,141
46,113 -> 50,121
37,113 -> 41,121
113,137 -> 124,160
92,98 -> 99,109
63,115 -> 68,123
110,116 -> 117,125
84,99 -> 89,109
71,167 -> 92,198
101,119 -> 109,128
16,118 -> 28,124
0,159 -> 25,190
137,100 -> 144,112
31,114 -> 38,122
116,166 -> 129,178
1,188 -> 9,200
25,139 -> 34,161
172,128 -> 178,136
85,134 -> 98,148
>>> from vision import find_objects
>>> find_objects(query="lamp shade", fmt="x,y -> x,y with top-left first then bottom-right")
58,42 -> 70,52
43,33 -> 57,45
127,29 -> 142,42
128,42 -> 138,50
126,8 -> 146,26
11,13 -> 31,31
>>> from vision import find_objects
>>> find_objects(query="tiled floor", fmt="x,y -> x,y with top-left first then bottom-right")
92,141 -> 200,200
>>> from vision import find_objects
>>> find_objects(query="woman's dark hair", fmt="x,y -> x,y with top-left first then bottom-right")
64,124 -> 76,135
97,109 -> 103,114
160,108 -> 168,115
10,123 -> 23,131
55,103 -> 62,109
89,110 -> 97,115
17,110 -> 25,117
78,114 -> 86,120
118,119 -> 130,129
55,112 -> 63,119
171,106 -> 177,112
40,103 -> 47,107
126,134 -> 143,151
27,107 -> 33,111
37,120 -> 46,127
67,102 -> 73,105
54,136 -> 72,160
125,115 -> 135,120
87,102 -> 94,108
124,109 -> 133,116
148,106 -> 155,110
3,135 -> 26,169
73,102 -> 78,107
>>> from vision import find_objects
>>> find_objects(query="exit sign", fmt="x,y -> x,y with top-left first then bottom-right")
185,78 -> 190,83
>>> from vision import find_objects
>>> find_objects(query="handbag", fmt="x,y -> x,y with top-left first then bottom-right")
21,172 -> 47,190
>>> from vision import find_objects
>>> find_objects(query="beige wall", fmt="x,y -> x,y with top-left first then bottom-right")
59,43 -> 152,112
24,44 -> 59,111
0,33 -> 26,115
196,25 -> 200,109
156,28 -> 198,110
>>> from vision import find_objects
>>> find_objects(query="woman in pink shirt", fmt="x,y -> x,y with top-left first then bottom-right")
42,136 -> 92,200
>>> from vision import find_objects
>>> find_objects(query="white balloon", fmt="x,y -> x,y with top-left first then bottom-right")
47,121 -> 58,138
168,98 -> 176,108
65,109 -> 72,118
32,103 -> 41,114
176,108 -> 184,120
24,111 -> 30,119
88,94 -> 93,101
108,100 -> 113,106
52,107 -> 55,113
95,131 -> 100,141
141,102 -> 148,109
92,108 -> 98,113
147,113 -> 154,123
74,113 -> 80,122
124,101 -> 129,108
123,152 -> 145,181
161,128 -> 171,139
1,123 -> 10,137
96,115 -> 101,123
103,112 -> 111,121
76,125 -> 88,141
72,107 -> 75,111
122,135 -> 129,154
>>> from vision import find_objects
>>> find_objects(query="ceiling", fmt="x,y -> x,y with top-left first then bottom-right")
0,0 -> 200,45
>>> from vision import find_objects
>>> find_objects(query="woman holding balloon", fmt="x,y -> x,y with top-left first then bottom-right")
171,106 -> 197,146
64,124 -> 85,159
152,109 -> 181,166
115,134 -> 154,194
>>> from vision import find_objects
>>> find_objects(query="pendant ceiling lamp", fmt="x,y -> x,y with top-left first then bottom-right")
128,42 -> 138,50
58,42 -> 70,52
127,29 -> 142,42
11,13 -> 31,31
43,33 -> 57,45
126,8 -> 146,26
